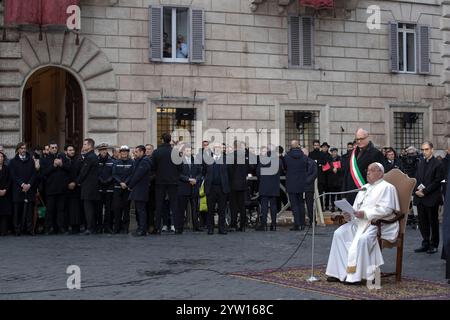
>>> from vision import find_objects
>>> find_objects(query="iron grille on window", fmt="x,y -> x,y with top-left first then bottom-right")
285,110 -> 320,151
393,112 -> 424,152
156,107 -> 196,147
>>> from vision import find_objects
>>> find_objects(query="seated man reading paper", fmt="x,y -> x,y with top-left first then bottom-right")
326,162 -> 400,284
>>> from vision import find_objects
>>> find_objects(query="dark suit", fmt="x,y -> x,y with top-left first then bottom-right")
257,155 -> 283,228
77,150 -> 100,233
309,149 -> 330,208
0,165 -> 12,235
8,152 -> 37,234
97,154 -> 115,232
176,156 -> 202,231
384,158 -> 402,173
146,155 -> 156,231
304,156 -> 318,224
442,160 -> 450,281
204,154 -> 230,233
40,152 -> 70,232
227,150 -> 252,230
66,155 -> 83,231
283,148 -> 307,227
151,143 -> 182,231
414,156 -> 444,249
128,156 -> 152,233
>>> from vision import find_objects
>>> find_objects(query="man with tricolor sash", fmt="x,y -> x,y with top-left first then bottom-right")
342,128 -> 385,205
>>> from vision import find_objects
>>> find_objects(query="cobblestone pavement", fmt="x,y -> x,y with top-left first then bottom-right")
0,221 -> 447,300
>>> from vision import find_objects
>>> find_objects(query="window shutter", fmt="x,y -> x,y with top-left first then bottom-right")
190,8 -> 205,63
289,16 -> 314,68
389,22 -> 399,73
301,16 -> 314,68
417,25 -> 431,74
149,6 -> 162,62
288,15 -> 301,68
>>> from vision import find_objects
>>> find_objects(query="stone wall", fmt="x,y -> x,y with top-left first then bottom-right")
0,0 -> 448,154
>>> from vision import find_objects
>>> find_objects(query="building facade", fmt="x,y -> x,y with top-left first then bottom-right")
0,0 -> 449,156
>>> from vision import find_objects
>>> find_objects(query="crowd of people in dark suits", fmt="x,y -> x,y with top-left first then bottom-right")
0,130 -> 448,244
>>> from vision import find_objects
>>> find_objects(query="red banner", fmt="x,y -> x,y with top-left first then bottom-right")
4,0 -> 79,26
299,0 -> 334,9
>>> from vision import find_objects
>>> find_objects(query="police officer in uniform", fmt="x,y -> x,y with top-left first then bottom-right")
112,145 -> 133,234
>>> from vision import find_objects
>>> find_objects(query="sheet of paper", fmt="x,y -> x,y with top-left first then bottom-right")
334,199 -> 355,219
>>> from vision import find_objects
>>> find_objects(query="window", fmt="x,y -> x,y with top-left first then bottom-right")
288,16 -> 314,68
389,22 -> 430,74
285,111 -> 320,150
163,7 -> 189,62
393,112 -> 424,151
398,23 -> 416,73
156,107 -> 196,147
149,6 -> 205,63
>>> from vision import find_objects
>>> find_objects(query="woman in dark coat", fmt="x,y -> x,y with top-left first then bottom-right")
0,151 -> 12,235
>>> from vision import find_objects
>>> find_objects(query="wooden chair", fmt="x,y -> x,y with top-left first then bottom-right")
371,169 -> 416,282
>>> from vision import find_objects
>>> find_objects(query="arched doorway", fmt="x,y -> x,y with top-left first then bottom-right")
22,67 -> 83,152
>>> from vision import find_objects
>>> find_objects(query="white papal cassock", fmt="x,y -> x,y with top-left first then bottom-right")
325,179 -> 400,283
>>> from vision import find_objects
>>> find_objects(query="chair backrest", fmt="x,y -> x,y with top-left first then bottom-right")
383,169 -> 417,235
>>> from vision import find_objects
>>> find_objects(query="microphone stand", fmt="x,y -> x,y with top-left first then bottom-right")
307,188 -> 365,282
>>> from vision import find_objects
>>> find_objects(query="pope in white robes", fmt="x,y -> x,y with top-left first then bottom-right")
325,162 -> 400,284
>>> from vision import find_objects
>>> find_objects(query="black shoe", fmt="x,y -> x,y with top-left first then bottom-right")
103,227 -> 113,234
255,225 -> 267,231
270,225 -> 276,231
326,276 -> 341,283
427,247 -> 438,254
175,229 -> 183,235
82,230 -> 91,236
219,230 -> 227,235
290,226 -> 300,231
344,281 -> 362,286
193,228 -> 203,232
414,246 -> 429,253
134,231 -> 147,237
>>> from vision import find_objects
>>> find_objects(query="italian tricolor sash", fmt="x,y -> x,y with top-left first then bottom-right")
350,149 -> 365,188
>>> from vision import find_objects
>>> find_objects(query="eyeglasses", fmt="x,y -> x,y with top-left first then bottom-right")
355,136 -> 368,142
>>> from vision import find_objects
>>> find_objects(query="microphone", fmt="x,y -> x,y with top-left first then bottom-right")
314,187 -> 366,200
